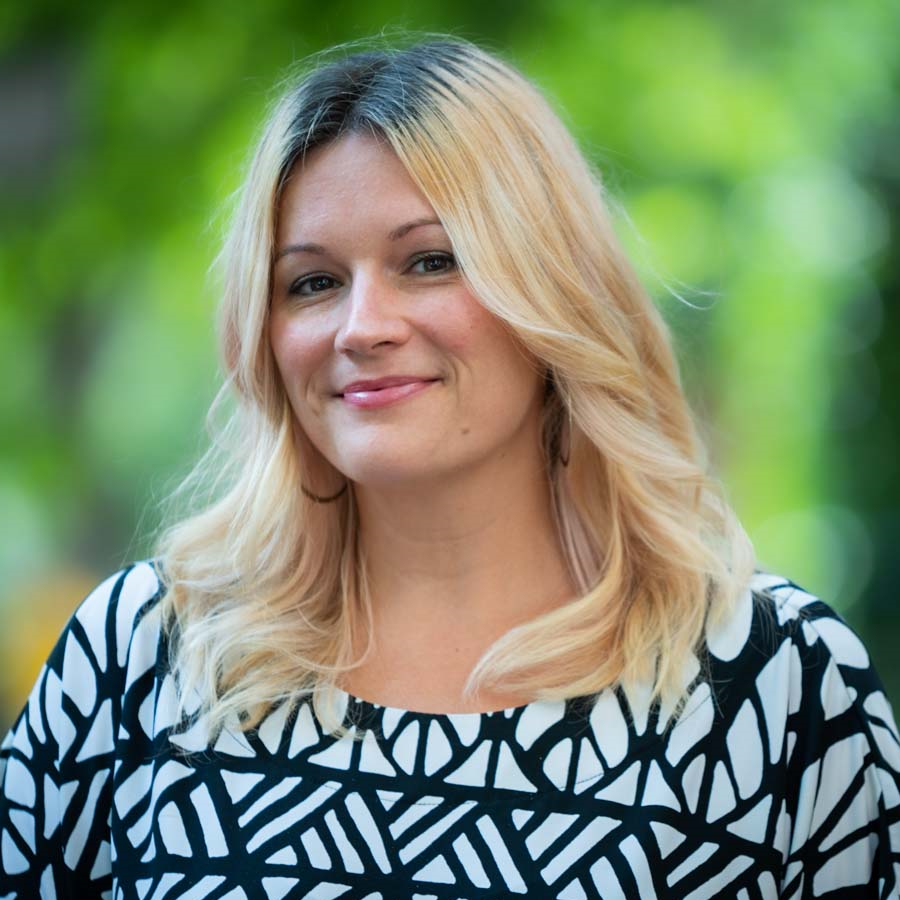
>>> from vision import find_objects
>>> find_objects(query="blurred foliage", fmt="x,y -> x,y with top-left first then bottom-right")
1,0 -> 898,728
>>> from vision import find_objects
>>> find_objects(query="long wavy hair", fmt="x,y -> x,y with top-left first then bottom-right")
156,36 -> 756,736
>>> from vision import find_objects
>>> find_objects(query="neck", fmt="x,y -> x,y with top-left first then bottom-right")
354,443 -> 574,637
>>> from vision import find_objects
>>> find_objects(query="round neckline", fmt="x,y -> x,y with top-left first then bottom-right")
335,685 -> 560,721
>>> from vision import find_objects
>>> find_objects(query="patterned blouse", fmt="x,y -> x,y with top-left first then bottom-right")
2,561 -> 899,899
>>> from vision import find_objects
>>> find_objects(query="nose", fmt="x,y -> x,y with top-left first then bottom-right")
334,272 -> 411,355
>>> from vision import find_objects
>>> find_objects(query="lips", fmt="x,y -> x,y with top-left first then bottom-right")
337,375 -> 440,409
337,375 -> 437,395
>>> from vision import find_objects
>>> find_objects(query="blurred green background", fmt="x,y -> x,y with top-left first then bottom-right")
1,0 -> 898,730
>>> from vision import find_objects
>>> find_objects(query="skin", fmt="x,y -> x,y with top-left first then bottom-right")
270,133 -> 574,713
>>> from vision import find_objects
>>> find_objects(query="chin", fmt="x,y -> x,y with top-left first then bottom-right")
335,449 -> 451,489
344,464 -> 438,489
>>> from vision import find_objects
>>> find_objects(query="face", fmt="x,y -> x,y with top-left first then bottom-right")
269,133 -> 544,489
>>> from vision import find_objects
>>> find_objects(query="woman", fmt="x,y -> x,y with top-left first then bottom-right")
2,37 -> 899,899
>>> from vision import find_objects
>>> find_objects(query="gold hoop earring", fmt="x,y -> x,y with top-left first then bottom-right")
301,482 -> 349,503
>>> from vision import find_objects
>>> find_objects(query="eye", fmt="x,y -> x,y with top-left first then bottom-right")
288,273 -> 341,297
408,252 -> 456,275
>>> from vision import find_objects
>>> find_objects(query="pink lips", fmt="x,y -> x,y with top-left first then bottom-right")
338,376 -> 439,409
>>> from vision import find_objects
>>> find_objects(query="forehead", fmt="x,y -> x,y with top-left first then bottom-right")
277,133 -> 436,235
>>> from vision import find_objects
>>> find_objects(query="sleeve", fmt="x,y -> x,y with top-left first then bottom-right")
779,594 -> 900,899
0,562 -> 162,900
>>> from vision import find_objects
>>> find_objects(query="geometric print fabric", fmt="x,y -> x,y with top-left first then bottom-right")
2,562 -> 900,898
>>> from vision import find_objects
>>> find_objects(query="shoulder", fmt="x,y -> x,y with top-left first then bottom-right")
663,572 -> 900,888
708,569 -> 880,675
48,561 -> 167,685
66,561 -> 166,660
705,569 -> 900,772
741,575 -> 900,886
0,562 -> 168,884
3,561 -> 166,760
749,572 -> 890,707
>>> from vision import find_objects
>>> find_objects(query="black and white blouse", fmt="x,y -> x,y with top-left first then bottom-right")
2,561 -> 899,899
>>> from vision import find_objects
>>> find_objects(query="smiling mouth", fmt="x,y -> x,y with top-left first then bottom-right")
337,375 -> 440,395
338,378 -> 440,409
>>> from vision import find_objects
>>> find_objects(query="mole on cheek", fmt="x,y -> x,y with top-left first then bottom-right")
461,427 -> 470,436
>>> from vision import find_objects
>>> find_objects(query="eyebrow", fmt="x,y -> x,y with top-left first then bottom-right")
274,217 -> 444,262
387,217 -> 443,241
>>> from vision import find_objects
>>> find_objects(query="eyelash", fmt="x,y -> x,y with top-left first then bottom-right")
408,251 -> 456,275
287,252 -> 456,297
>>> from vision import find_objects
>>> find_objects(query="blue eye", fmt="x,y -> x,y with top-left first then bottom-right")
409,252 -> 456,274
289,273 -> 340,296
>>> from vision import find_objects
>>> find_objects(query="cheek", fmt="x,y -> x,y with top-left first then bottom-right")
269,313 -> 326,394
429,291 -> 506,358
438,323 -> 541,423
466,313 -> 538,391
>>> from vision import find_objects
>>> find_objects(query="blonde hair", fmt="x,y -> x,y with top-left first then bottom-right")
156,36 -> 756,735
